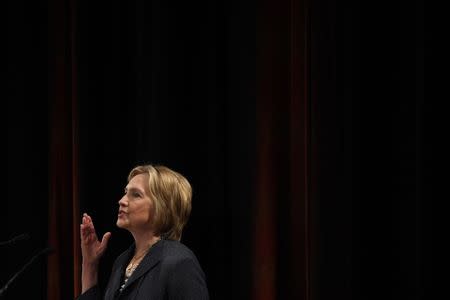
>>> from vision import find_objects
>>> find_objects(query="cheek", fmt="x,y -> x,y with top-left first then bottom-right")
134,202 -> 152,218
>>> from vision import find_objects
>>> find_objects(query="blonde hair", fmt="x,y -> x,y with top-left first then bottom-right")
128,164 -> 192,241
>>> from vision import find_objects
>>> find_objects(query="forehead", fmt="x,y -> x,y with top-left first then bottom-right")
126,173 -> 150,191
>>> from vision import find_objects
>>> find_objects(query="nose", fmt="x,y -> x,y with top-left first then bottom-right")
118,195 -> 128,207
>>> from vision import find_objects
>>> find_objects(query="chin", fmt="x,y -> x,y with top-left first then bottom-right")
116,219 -> 128,229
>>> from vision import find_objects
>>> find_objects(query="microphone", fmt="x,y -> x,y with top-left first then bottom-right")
0,234 -> 30,247
0,247 -> 53,298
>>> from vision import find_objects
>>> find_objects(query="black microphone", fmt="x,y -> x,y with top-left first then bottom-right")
0,234 -> 30,247
0,247 -> 53,298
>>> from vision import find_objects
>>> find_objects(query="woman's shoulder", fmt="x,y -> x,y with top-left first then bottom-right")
160,239 -> 199,264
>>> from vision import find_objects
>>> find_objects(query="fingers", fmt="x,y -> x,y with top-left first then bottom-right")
80,213 -> 97,243
82,213 -> 88,223
80,213 -> 110,250
99,232 -> 112,253
80,222 -> 93,235
81,213 -> 96,231
98,232 -> 111,255
82,213 -> 95,229
80,224 -> 94,243
86,214 -> 93,225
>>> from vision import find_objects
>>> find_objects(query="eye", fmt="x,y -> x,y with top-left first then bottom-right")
133,192 -> 141,198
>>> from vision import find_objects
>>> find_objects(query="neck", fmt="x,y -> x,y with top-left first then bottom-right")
131,230 -> 161,255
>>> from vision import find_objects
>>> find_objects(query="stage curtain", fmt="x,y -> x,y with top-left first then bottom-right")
253,0 -> 311,299
47,0 -> 80,299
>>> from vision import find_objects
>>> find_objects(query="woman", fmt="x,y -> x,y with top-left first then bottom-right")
78,165 -> 209,300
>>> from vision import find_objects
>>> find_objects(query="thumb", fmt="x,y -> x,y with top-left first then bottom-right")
99,232 -> 112,252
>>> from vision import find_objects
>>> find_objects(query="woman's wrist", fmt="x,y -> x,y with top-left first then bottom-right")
82,260 -> 99,269
81,263 -> 99,293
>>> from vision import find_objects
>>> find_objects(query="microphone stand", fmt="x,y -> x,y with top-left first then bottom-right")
0,247 -> 53,298
0,234 -> 30,247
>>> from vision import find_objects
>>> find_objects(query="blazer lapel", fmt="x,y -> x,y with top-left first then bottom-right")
120,240 -> 164,292
104,245 -> 134,300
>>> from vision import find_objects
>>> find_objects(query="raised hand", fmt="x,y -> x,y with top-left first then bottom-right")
80,213 -> 111,266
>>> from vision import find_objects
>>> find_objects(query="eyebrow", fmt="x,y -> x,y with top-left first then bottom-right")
125,187 -> 144,194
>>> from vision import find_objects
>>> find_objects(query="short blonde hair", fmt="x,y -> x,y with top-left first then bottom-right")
128,164 -> 192,241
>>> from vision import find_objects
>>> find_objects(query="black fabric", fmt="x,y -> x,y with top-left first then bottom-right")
77,240 -> 209,300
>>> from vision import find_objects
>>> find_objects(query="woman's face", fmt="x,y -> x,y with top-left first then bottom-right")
117,173 -> 154,232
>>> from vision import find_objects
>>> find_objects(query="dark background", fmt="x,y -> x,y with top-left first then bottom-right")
4,0 -> 426,299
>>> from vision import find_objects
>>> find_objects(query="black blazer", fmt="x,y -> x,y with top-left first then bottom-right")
77,239 -> 209,300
